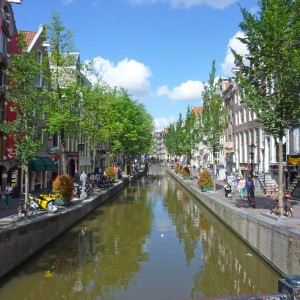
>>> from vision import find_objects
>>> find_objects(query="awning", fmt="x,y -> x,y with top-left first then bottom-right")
40,157 -> 57,171
29,157 -> 57,172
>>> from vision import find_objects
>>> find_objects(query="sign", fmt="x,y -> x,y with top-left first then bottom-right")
224,142 -> 234,153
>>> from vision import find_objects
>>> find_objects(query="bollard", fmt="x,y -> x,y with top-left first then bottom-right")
278,274 -> 300,299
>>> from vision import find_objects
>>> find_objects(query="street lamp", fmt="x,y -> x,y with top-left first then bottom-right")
249,143 -> 256,177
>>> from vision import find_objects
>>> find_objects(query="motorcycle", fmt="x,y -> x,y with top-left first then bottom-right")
73,183 -> 87,200
97,175 -> 113,188
21,193 -> 58,215
224,182 -> 233,198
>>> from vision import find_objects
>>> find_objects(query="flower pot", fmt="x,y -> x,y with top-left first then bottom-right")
55,198 -> 71,206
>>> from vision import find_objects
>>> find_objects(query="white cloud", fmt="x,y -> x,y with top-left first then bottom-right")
156,80 -> 204,101
220,31 -> 249,76
154,116 -> 176,131
127,0 -> 237,9
88,56 -> 152,99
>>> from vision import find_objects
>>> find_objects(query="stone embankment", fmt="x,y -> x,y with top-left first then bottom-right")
167,169 -> 300,277
0,171 -> 145,280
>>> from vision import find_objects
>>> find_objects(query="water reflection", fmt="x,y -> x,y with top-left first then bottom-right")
0,169 -> 281,299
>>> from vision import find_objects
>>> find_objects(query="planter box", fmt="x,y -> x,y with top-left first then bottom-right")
55,198 -> 71,206
201,187 -> 213,192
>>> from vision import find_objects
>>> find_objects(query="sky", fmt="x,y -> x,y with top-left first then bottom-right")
13,0 -> 258,131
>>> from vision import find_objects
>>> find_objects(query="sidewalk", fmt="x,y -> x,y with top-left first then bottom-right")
1,172 -> 300,229
187,169 -> 300,228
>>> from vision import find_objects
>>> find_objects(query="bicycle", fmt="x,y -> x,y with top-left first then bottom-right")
272,194 -> 293,218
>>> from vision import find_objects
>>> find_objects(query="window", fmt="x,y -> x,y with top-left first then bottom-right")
34,51 -> 42,87
291,127 -> 300,154
0,65 -> 4,86
0,32 -> 6,54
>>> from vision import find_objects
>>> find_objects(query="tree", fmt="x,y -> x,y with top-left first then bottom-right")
233,0 -> 300,215
81,78 -> 112,173
0,33 -> 46,203
44,12 -> 83,174
98,89 -> 154,173
200,60 -> 228,191
181,106 -> 201,165
165,113 -> 185,160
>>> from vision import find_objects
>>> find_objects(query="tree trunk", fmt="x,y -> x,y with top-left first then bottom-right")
213,152 -> 216,192
278,137 -> 284,216
24,165 -> 29,210
60,129 -> 67,175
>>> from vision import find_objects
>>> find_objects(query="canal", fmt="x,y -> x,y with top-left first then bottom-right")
0,166 -> 281,299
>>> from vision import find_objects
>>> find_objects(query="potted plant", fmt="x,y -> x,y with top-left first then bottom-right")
182,166 -> 190,179
52,174 -> 74,205
105,166 -> 116,181
175,163 -> 181,174
198,169 -> 213,192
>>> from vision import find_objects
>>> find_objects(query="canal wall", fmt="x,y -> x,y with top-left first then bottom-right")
167,169 -> 300,276
0,171 -> 145,280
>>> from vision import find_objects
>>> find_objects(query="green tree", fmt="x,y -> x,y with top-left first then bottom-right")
200,60 -> 228,191
45,12 -> 83,174
182,106 -> 201,165
0,33 -> 46,202
81,79 -> 112,172
233,0 -> 300,214
99,89 -> 154,173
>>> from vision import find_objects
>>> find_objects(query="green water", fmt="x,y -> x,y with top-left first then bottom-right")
0,169 -> 281,299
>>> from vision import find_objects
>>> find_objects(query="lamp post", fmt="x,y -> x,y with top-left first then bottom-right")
249,143 -> 256,178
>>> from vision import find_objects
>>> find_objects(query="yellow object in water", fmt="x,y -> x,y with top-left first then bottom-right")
44,270 -> 54,278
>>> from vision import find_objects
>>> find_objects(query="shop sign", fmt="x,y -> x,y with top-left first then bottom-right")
224,142 -> 234,153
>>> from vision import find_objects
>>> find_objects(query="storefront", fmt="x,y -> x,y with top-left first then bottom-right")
28,156 -> 57,192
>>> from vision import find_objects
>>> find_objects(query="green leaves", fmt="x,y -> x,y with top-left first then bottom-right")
201,60 -> 228,153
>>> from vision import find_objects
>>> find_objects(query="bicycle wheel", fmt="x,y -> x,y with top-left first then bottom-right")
286,208 -> 293,218
87,188 -> 94,196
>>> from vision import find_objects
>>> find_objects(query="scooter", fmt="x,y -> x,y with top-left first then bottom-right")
25,193 -> 58,215
73,183 -> 87,200
224,182 -> 233,198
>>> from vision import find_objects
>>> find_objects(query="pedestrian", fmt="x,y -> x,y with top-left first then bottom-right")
246,177 -> 255,208
80,171 -> 87,186
4,183 -> 13,209
237,176 -> 246,199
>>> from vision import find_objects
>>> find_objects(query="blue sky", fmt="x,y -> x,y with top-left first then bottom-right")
13,0 -> 257,131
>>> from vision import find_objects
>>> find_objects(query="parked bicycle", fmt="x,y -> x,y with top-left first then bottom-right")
272,194 -> 293,218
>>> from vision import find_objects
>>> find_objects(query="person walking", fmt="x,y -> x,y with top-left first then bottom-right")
246,177 -> 255,208
4,183 -> 13,209
80,171 -> 87,186
237,176 -> 246,199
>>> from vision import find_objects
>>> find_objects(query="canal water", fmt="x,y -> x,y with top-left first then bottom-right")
0,166 -> 281,300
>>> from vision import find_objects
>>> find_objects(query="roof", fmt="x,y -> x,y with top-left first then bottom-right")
18,30 -> 36,48
192,106 -> 203,118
